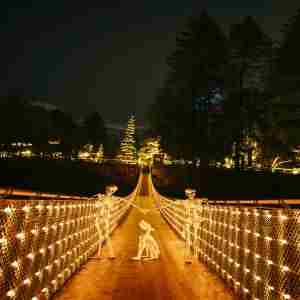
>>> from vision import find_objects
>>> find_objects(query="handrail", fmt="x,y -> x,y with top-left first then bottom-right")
149,174 -> 300,300
0,175 -> 142,300
0,187 -> 88,200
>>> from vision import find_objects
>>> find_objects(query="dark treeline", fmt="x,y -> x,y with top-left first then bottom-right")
152,164 -> 300,200
0,159 -> 139,196
149,10 -> 300,169
0,96 -> 116,156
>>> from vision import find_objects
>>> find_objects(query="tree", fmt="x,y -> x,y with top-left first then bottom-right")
266,9 -> 300,155
149,11 -> 228,163
225,16 -> 274,169
82,112 -> 106,145
117,115 -> 137,164
273,8 -> 300,96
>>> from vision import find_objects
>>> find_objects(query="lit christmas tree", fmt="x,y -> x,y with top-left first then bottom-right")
95,144 -> 104,163
117,115 -> 137,164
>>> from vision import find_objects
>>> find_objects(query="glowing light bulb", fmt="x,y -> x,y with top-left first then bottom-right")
27,253 -> 35,260
4,207 -> 13,215
31,229 -> 38,236
23,278 -> 31,285
255,276 -> 261,281
22,206 -> 31,213
11,261 -> 19,268
16,232 -> 25,240
0,237 -> 7,245
282,266 -> 289,272
7,290 -> 16,298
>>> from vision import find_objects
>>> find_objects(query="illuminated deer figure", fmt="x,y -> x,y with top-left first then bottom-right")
132,220 -> 160,261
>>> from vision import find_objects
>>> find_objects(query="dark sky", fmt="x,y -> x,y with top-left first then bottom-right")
0,0 -> 298,125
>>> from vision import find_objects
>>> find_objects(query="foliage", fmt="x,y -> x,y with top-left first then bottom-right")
0,96 -> 108,158
149,11 -> 228,161
224,16 -> 274,168
268,9 -> 300,154
81,112 -> 106,145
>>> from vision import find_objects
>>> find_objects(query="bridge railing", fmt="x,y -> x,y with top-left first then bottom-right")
0,178 -> 141,300
149,176 -> 300,300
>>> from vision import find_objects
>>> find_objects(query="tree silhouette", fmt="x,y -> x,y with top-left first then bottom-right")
225,16 -> 274,168
149,11 -> 228,163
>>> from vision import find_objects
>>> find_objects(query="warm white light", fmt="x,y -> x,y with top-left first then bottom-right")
16,232 -> 25,240
4,207 -> 13,215
22,206 -> 31,213
7,290 -> 16,298
255,276 -> 261,281
31,229 -> 38,236
0,238 -> 7,245
282,266 -> 290,272
27,253 -> 35,260
279,215 -> 288,221
11,261 -> 19,268
23,278 -> 31,285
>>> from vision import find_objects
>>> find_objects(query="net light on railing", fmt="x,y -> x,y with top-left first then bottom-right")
7,289 -> 16,298
0,179 -> 141,300
149,174 -> 300,300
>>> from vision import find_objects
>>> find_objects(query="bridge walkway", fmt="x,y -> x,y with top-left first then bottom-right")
53,175 -> 235,300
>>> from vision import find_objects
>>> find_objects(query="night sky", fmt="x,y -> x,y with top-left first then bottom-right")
0,1 -> 298,126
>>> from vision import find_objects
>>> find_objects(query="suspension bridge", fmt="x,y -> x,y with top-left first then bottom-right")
0,172 -> 299,300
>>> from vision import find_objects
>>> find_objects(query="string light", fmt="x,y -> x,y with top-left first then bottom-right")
6,289 -> 16,298
0,182 -> 140,300
4,207 -> 13,215
27,253 -> 35,261
151,175 -> 298,300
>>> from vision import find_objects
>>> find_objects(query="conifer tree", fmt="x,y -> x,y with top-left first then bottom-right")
149,11 -> 228,162
117,115 -> 137,164
225,16 -> 274,169
269,8 -> 300,151
274,8 -> 300,95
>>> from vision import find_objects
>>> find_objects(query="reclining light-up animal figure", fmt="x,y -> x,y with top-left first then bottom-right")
132,220 -> 160,261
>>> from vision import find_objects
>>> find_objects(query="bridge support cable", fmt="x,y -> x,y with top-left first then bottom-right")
0,175 -> 142,300
149,174 -> 300,300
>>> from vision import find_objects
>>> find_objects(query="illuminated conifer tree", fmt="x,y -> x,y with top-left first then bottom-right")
117,115 -> 137,164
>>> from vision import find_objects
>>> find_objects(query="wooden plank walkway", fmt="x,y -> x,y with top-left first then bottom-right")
53,175 -> 235,300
